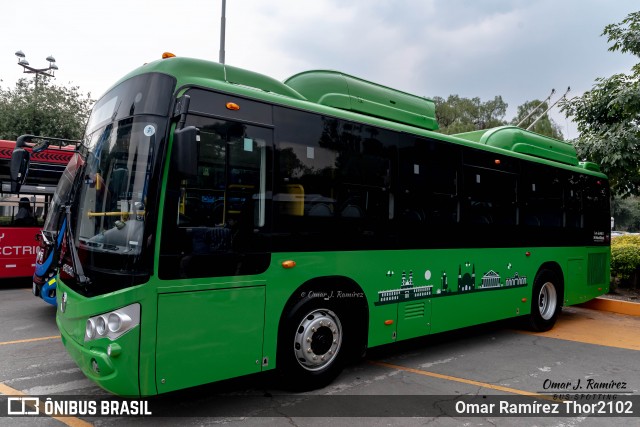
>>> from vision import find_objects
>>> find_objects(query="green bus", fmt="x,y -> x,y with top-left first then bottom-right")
23,54 -> 610,396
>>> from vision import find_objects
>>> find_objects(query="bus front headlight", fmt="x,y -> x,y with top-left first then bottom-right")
84,303 -> 140,342
85,318 -> 96,340
108,312 -> 131,333
95,316 -> 107,336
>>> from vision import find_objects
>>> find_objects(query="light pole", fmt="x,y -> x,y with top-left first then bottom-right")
219,0 -> 226,64
15,50 -> 58,90
15,50 -> 59,135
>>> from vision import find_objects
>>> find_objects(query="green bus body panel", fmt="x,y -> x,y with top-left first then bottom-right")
579,161 -> 602,172
430,289 -> 523,334
397,300 -> 432,340
454,126 -> 579,166
285,70 -> 439,131
57,245 -> 609,396
155,286 -> 265,393
56,287 -> 144,396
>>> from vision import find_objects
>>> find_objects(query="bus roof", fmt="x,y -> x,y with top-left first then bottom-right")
108,56 -> 602,177
284,70 -> 438,131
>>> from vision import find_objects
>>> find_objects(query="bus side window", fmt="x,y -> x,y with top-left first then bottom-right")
160,115 -> 272,280
398,137 -> 460,231
583,176 -> 609,231
565,173 -> 585,229
522,169 -> 563,228
273,111 -> 397,250
463,167 -> 517,226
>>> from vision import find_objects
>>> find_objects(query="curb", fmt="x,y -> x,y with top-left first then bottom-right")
578,297 -> 640,317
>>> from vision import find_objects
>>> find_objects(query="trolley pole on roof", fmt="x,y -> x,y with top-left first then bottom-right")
516,88 -> 555,128
526,87 -> 571,131
219,0 -> 226,64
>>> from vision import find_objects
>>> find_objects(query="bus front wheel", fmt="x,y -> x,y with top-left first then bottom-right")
528,269 -> 562,332
277,297 -> 351,391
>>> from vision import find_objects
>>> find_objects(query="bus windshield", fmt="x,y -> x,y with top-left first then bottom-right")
60,72 -> 174,291
43,152 -> 83,234
76,117 -> 160,255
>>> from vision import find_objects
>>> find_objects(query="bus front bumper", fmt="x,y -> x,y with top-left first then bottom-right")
57,316 -> 141,397
33,277 -> 57,306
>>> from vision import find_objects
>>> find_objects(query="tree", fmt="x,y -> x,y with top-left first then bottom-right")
561,11 -> 640,197
0,77 -> 93,141
510,99 -> 564,140
434,95 -> 508,134
611,195 -> 640,232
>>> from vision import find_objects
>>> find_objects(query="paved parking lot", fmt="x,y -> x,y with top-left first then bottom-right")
0,281 -> 639,426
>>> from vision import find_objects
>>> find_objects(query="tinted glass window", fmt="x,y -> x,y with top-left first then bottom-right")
463,166 -> 517,226
521,165 -> 563,228
583,176 -> 610,232
86,73 -> 175,134
273,107 -> 396,250
463,149 -> 517,226
160,114 -> 272,279
565,172 -> 585,229
185,88 -> 273,125
398,136 -> 460,243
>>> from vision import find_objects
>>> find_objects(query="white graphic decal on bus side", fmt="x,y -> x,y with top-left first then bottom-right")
375,263 -> 527,306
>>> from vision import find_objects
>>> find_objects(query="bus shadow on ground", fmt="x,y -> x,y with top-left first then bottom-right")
147,318 -> 522,417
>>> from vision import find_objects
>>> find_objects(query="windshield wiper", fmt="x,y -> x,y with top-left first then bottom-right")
65,204 -> 91,286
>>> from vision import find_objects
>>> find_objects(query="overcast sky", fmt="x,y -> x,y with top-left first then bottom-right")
2,0 -> 638,139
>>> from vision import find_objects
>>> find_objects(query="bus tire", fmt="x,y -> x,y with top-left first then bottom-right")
528,269 -> 562,332
277,295 -> 352,391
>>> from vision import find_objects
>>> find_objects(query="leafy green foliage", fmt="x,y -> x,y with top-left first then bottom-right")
603,11 -> 640,56
611,196 -> 640,232
561,11 -> 640,197
433,95 -> 508,134
510,99 -> 564,140
0,77 -> 93,141
611,234 -> 640,283
434,95 -> 564,139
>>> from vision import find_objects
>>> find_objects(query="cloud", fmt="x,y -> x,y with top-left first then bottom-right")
2,0 -> 638,139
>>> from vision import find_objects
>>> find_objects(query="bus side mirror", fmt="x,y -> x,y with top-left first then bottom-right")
173,126 -> 199,177
10,148 -> 30,193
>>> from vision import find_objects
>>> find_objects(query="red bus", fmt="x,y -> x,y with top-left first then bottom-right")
0,138 -> 74,279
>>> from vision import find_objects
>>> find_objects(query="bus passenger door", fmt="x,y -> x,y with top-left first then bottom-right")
160,120 -> 272,279
157,114 -> 273,393
155,286 -> 265,393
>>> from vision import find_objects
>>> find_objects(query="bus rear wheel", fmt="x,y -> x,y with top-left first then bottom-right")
277,297 -> 350,391
528,269 -> 561,332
